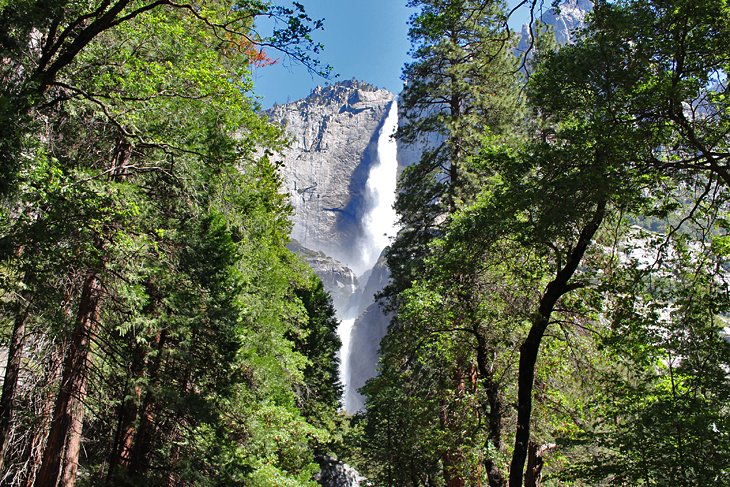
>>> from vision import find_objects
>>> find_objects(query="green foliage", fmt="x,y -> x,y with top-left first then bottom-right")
370,1 -> 730,485
0,1 -> 341,486
387,0 -> 524,295
292,277 -> 342,424
560,232 -> 730,486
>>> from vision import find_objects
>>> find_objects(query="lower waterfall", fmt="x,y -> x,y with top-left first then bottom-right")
337,317 -> 355,396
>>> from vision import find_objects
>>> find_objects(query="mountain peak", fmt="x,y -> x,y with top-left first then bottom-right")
516,0 -> 593,56
286,80 -> 393,110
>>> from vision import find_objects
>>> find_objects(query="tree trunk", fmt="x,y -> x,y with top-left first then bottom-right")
475,330 -> 505,487
107,342 -> 147,481
508,200 -> 605,487
128,330 -> 166,477
0,294 -> 32,473
440,363 -> 467,487
109,278 -> 158,480
525,441 -> 554,487
35,273 -> 102,487
22,340 -> 64,487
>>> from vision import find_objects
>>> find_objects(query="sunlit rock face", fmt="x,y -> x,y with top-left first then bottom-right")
269,80 -> 396,276
269,80 -> 399,413
516,0 -> 593,55
540,0 -> 593,44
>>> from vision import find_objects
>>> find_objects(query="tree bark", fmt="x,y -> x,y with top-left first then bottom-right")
440,363 -> 467,487
524,441 -> 554,487
475,330 -> 505,487
508,200 -> 605,487
0,294 -> 32,473
35,273 -> 102,487
524,441 -> 542,487
21,340 -> 64,487
108,279 -> 158,480
128,330 -> 166,477
107,341 -> 147,480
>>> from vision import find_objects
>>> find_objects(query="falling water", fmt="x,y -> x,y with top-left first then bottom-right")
359,100 -> 400,271
337,100 -> 400,411
336,273 -> 357,399
337,317 -> 356,394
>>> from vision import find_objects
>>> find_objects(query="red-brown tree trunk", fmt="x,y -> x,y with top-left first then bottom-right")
107,338 -> 149,481
22,341 -> 64,487
0,295 -> 32,473
34,273 -> 102,487
440,363 -> 467,487
128,330 -> 166,477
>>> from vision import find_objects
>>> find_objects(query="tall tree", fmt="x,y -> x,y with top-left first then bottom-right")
0,1 -> 339,485
366,1 -> 525,484
388,0 -> 522,291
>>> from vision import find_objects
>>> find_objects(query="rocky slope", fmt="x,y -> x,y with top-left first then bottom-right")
345,255 -> 391,411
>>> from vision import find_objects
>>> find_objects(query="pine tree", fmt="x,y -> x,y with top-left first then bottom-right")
366,1 -> 524,485
388,0 -> 522,292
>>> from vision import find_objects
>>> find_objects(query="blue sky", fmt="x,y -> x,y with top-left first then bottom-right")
252,1 -> 535,108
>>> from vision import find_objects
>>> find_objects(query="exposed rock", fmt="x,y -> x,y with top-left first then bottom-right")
315,455 -> 365,487
539,0 -> 593,45
517,0 -> 593,56
289,240 -> 358,314
345,304 -> 390,412
269,80 -> 396,273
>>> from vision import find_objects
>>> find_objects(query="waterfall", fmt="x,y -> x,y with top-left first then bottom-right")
359,100 -> 400,272
337,100 -> 400,411
336,273 -> 358,398
337,317 -> 356,393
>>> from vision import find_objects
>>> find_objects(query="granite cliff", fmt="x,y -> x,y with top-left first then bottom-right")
269,80 -> 399,413
517,0 -> 593,55
269,80 -> 397,276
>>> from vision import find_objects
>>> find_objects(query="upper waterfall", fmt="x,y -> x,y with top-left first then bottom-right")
358,100 -> 400,276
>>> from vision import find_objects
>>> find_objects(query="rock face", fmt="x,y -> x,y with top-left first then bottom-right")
269,80 -> 396,275
288,240 -> 358,313
517,0 -> 593,54
540,0 -> 593,44
315,456 -> 366,487
269,80 -> 398,414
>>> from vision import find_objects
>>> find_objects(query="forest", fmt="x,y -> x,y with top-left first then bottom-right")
0,0 -> 728,486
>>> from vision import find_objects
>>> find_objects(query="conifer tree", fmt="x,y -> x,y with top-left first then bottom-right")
0,1 -> 340,485
367,1 -> 523,485
389,0 -> 522,291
